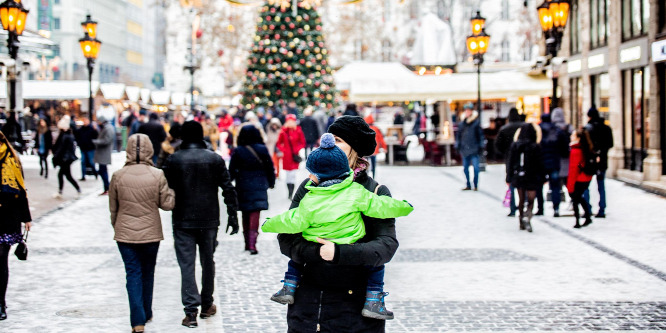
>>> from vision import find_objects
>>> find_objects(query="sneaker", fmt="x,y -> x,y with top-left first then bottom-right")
361,291 -> 394,320
181,313 -> 198,328
53,193 -> 63,199
270,279 -> 298,305
132,325 -> 145,333
507,212 -> 516,217
582,218 -> 593,227
200,304 -> 217,319
553,210 -> 560,217
99,191 -> 109,196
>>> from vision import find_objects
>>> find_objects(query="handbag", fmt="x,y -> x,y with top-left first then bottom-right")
503,188 -> 511,208
15,230 -> 28,261
286,131 -> 303,163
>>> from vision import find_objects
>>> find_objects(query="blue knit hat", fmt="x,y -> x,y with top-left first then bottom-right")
306,133 -> 350,183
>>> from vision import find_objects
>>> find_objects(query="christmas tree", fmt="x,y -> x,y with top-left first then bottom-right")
240,0 -> 338,113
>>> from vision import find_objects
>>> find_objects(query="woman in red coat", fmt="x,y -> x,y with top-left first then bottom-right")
567,128 -> 594,229
276,114 -> 305,199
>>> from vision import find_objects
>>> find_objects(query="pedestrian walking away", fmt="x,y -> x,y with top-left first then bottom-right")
229,125 -> 275,255
300,106 -> 321,157
162,121 -> 239,328
156,124 -> 182,169
568,128 -> 595,229
93,116 -> 115,196
539,113 -> 569,217
496,108 -> 524,216
456,103 -> 485,191
263,133 -> 413,321
52,116 -> 81,198
276,114 -> 305,200
0,130 -> 32,321
74,115 -> 99,181
277,115 -> 399,332
506,123 -> 545,232
138,113 -> 167,165
551,107 -> 572,204
265,118 -> 282,178
583,106 -> 613,218
109,134 -> 175,333
34,118 -> 53,179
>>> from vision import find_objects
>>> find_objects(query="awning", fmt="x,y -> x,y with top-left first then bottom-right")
170,92 -> 186,106
99,83 -> 127,100
150,90 -> 171,105
140,89 -> 151,104
125,86 -> 141,102
0,30 -> 58,56
349,71 -> 551,102
334,62 -> 417,91
0,80 -> 100,100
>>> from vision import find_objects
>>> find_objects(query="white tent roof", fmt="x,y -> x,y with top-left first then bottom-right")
140,88 -> 151,103
170,92 -> 186,106
150,90 -> 171,105
0,80 -> 100,100
334,62 -> 416,90
125,86 -> 141,102
99,83 -> 127,100
349,71 -> 551,102
410,13 -> 457,66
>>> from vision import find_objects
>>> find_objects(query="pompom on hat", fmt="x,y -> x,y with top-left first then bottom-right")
327,116 -> 376,157
306,133 -> 350,183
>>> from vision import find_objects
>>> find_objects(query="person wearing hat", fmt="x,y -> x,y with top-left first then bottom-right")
263,133 -> 413,320
276,113 -> 306,199
456,103 -> 485,191
162,121 -> 239,328
129,109 -> 148,136
138,113 -> 167,165
583,106 -> 613,218
93,115 -> 115,195
52,116 -> 81,198
276,116 -> 401,332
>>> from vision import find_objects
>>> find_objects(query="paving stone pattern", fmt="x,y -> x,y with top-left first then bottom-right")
391,248 -> 539,262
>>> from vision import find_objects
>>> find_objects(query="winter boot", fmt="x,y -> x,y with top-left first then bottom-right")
271,279 -> 298,305
573,218 -> 582,229
362,291 -> 394,320
287,184 -> 295,200
523,217 -> 533,233
582,217 -> 593,227
0,305 -> 6,320
518,213 -> 526,230
243,231 -> 250,251
248,231 -> 259,255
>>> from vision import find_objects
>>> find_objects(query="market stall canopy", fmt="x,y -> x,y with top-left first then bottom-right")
125,86 -> 141,102
334,62 -> 416,91
410,12 -> 457,66
140,89 -> 151,104
99,83 -> 127,100
0,80 -> 100,99
170,92 -> 186,106
150,90 -> 171,105
349,71 -> 551,102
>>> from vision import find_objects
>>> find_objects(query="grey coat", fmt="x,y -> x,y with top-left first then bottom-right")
93,124 -> 115,165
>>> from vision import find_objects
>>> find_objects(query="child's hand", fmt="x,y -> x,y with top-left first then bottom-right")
316,238 -> 335,261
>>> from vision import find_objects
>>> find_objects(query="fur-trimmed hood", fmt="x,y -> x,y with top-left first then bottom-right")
513,122 -> 542,144
462,111 -> 479,124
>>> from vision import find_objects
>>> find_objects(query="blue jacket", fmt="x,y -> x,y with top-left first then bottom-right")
539,121 -> 568,172
456,111 -> 485,157
229,144 -> 276,212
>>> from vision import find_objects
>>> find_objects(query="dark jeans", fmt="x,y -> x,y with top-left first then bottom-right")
583,170 -> 606,213
369,155 -> 377,178
548,170 -> 561,211
174,228 -> 218,314
39,152 -> 49,177
535,185 -> 544,212
0,244 -> 9,306
80,149 -> 96,179
571,181 -> 592,221
462,154 -> 480,188
117,242 -> 159,327
58,162 -> 80,193
98,164 -> 110,192
285,260 -> 386,292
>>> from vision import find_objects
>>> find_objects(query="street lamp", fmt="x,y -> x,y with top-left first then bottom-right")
79,14 -> 101,122
537,0 -> 570,108
466,11 -> 490,117
0,0 -> 29,117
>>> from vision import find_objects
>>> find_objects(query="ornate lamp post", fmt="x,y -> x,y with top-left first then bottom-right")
537,0 -> 569,108
466,11 -> 490,116
79,14 -> 101,121
0,0 -> 29,115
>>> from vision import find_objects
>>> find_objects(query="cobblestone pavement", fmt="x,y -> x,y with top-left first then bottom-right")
2,160 -> 666,332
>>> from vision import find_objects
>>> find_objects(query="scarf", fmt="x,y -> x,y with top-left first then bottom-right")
0,143 -> 25,194
348,149 -> 370,179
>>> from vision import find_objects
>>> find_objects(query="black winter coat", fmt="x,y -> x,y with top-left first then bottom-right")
163,142 -> 238,229
138,120 -> 167,158
277,171 -> 396,333
0,190 -> 31,235
539,122 -> 569,172
299,116 -> 320,145
495,121 -> 523,157
585,119 -> 614,171
34,130 -> 53,155
456,113 -> 485,158
506,141 -> 546,190
228,144 -> 275,212
52,131 -> 78,166
74,125 -> 98,151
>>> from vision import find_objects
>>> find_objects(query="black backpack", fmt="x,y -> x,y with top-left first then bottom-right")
579,151 -> 600,176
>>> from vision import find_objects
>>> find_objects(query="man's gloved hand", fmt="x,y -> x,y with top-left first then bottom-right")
226,214 -> 239,235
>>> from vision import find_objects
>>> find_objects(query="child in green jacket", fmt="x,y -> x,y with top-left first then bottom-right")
262,133 -> 413,320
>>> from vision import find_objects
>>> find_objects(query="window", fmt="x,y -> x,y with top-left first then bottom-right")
622,0 -> 649,40
590,0 -> 609,48
569,0 -> 582,54
53,18 -> 60,30
591,73 -> 610,121
501,39 -> 510,62
622,67 -> 650,171
501,0 -> 510,20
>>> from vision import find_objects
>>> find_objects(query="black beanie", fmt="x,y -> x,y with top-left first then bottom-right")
327,116 -> 376,157
181,121 -> 204,144
587,106 -> 600,120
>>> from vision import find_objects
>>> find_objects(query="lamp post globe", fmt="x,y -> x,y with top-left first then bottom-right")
537,0 -> 569,108
80,15 -> 102,122
0,0 -> 28,116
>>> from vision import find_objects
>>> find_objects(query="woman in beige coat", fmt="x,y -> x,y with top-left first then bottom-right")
109,133 -> 175,333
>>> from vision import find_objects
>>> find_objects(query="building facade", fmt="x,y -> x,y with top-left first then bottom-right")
559,0 -> 666,193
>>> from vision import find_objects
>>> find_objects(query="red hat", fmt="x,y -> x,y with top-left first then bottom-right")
286,114 -> 297,122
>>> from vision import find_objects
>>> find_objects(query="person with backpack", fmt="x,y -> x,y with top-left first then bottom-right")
506,123 -> 545,232
567,128 -> 595,229
539,113 -> 569,217
583,107 -> 613,218
496,108 -> 524,217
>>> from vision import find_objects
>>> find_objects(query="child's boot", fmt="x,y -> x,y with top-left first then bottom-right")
270,279 -> 298,305
361,291 -> 394,320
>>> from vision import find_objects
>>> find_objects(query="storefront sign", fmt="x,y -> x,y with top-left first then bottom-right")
620,46 -> 642,63
652,39 -> 666,63
567,59 -> 582,73
588,54 -> 605,69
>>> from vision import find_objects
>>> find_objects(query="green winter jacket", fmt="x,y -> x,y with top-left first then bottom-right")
262,173 -> 413,244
